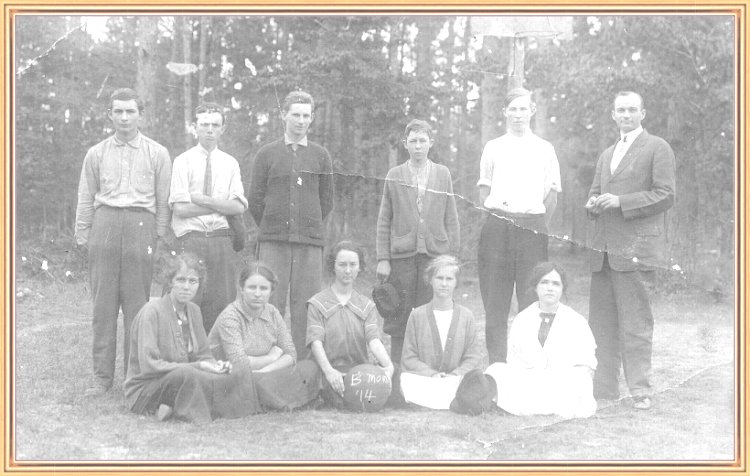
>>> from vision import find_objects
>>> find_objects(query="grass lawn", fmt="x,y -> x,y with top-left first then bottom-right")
12,266 -> 737,465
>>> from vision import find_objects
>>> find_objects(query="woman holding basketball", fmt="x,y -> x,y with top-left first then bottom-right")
306,241 -> 394,409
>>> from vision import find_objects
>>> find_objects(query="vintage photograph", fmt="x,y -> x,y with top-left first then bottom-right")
11,11 -> 737,465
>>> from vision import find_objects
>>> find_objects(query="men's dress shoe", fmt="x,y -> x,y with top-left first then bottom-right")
157,404 -> 174,421
633,396 -> 652,410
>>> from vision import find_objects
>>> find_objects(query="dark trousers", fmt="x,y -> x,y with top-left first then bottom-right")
89,207 -> 155,388
177,233 -> 237,334
478,212 -> 548,364
383,254 -> 433,362
132,365 -> 260,423
258,241 -> 323,361
589,255 -> 654,398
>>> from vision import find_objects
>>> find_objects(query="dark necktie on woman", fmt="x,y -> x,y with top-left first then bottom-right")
538,311 -> 556,347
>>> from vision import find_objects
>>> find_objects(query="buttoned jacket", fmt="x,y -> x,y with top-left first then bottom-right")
587,130 -> 676,271
376,161 -> 460,261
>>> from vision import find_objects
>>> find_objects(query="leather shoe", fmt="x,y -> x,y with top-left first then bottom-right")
633,396 -> 652,410
157,404 -> 173,421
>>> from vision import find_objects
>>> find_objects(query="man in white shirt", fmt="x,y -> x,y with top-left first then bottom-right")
169,103 -> 247,332
476,88 -> 561,364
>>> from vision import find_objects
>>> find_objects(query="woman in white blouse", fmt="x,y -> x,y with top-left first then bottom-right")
485,262 -> 598,418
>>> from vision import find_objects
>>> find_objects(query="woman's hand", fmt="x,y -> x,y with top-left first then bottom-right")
381,363 -> 395,381
267,346 -> 284,361
324,367 -> 346,397
199,360 -> 230,374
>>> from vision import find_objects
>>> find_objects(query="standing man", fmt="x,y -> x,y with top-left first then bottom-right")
169,103 -> 247,333
75,88 -> 172,396
376,119 -> 460,363
585,91 -> 676,410
477,87 -> 561,364
248,90 -> 334,360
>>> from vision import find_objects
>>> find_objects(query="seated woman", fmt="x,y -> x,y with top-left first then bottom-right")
124,253 -> 259,423
208,262 -> 320,411
307,241 -> 395,408
485,262 -> 597,419
400,255 -> 482,409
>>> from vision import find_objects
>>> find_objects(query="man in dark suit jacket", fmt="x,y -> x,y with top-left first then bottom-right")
585,91 -> 676,410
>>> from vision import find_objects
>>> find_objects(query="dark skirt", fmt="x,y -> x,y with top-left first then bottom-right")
253,360 -> 321,411
132,364 -> 261,423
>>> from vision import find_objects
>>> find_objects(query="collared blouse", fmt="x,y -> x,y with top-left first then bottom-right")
306,287 -> 382,370
208,299 -> 296,367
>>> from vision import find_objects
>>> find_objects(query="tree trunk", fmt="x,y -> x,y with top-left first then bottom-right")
135,16 -> 159,133
508,37 -> 526,91
181,17 -> 193,150
198,16 -> 210,100
480,36 -> 504,146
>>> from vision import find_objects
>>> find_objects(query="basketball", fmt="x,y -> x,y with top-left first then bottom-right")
343,364 -> 392,412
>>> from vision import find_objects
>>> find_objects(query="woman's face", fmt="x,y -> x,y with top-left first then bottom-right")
241,273 -> 273,311
334,249 -> 360,285
431,265 -> 458,300
535,269 -> 563,308
170,265 -> 200,305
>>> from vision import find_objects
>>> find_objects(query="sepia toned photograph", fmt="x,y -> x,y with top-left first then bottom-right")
9,9 -> 739,468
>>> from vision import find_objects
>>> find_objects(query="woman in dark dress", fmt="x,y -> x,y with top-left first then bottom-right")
307,241 -> 394,408
124,253 -> 260,422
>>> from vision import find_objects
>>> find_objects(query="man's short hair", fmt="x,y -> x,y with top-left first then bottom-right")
283,90 -> 314,113
195,102 -> 225,125
110,88 -> 144,112
404,119 -> 434,140
504,87 -> 533,109
613,91 -> 644,110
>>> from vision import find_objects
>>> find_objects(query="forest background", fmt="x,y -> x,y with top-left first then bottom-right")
13,13 -> 735,297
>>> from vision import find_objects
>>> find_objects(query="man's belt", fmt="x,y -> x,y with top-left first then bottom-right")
182,228 -> 232,238
100,205 -> 149,213
486,209 -> 544,219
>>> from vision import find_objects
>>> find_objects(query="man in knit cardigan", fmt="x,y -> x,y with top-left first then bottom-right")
248,91 -> 334,360
376,119 -> 461,363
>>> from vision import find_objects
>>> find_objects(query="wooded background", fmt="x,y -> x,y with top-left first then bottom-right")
14,14 -> 735,293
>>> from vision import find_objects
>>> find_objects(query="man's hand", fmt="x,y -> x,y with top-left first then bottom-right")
584,195 -> 598,211
593,193 -> 621,213
376,260 -> 391,282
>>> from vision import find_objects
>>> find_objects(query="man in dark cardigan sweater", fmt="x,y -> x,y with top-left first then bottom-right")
248,91 -> 334,360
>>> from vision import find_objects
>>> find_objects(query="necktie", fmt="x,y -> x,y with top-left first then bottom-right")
610,135 -> 628,173
203,150 -> 212,196
538,312 -> 556,347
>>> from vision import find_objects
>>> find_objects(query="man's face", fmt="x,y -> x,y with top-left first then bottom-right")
504,95 -> 535,134
611,94 -> 646,134
282,103 -> 313,141
195,111 -> 225,150
403,130 -> 433,161
108,99 -> 141,137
